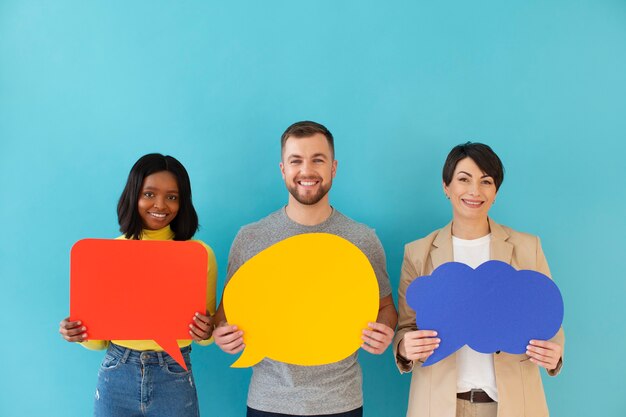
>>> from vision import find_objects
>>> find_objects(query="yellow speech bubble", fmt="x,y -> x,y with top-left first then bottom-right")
223,233 -> 379,368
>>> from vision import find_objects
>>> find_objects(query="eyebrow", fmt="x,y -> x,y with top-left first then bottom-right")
287,153 -> 328,160
457,171 -> 493,179
142,186 -> 179,193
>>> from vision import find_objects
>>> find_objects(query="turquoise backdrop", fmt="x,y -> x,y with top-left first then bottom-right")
1,1 -> 625,416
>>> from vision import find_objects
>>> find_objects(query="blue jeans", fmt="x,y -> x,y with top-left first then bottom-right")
246,406 -> 363,417
93,343 -> 199,417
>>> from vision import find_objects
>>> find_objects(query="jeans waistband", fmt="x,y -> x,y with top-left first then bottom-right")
107,342 -> 191,365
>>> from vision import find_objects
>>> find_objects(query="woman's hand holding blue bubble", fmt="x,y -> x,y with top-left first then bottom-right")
526,339 -> 562,371
399,330 -> 440,362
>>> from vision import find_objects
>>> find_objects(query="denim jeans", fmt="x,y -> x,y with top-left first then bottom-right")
246,406 -> 363,417
93,343 -> 199,417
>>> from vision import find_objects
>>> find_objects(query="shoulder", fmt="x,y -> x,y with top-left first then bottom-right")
330,211 -> 385,256
335,210 -> 376,232
191,239 -> 216,258
232,210 -> 281,241
405,227 -> 442,255
494,221 -> 540,247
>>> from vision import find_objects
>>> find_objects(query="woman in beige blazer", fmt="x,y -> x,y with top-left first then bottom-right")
393,143 -> 564,417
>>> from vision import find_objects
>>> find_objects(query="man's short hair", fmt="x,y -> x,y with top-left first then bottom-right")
280,121 -> 335,157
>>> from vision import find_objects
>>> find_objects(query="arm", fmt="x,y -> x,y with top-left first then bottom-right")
212,301 -> 245,354
361,295 -> 398,355
525,237 -> 565,376
392,244 -> 439,372
190,242 -> 218,345
212,230 -> 248,354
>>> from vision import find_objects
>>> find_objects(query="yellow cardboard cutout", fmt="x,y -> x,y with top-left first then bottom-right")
224,233 -> 379,368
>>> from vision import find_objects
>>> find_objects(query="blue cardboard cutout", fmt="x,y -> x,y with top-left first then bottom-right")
406,260 -> 564,366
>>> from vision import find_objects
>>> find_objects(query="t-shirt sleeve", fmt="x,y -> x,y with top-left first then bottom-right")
363,229 -> 392,298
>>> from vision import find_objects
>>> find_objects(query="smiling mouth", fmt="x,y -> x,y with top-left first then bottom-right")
148,212 -> 168,218
297,179 -> 320,187
461,199 -> 484,208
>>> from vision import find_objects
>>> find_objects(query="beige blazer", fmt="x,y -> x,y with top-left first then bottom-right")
393,219 -> 565,417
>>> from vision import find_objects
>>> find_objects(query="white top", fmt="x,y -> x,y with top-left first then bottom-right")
452,234 -> 498,402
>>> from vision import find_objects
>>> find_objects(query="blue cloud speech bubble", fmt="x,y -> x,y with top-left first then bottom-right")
406,260 -> 563,366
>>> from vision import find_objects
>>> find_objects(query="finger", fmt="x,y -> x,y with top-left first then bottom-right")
60,320 -> 83,331
406,337 -> 440,348
215,331 -> 244,346
529,340 -> 561,356
192,316 -> 210,332
529,356 -> 556,370
405,350 -> 434,361
63,326 -> 87,337
194,312 -> 211,325
189,328 -> 208,341
214,325 -> 238,337
526,344 -> 556,359
413,330 -> 438,338
228,343 -> 245,354
361,335 -> 383,349
361,343 -> 383,355
362,329 -> 387,343
529,339 -> 553,348
221,339 -> 245,354
526,348 -> 558,371
407,342 -> 439,356
64,332 -> 88,343
189,323 -> 209,338
366,322 -> 394,334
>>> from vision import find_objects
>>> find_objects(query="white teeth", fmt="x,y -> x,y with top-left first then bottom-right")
300,181 -> 317,186
149,213 -> 167,218
463,200 -> 482,206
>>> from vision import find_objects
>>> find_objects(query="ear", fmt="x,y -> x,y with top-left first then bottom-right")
279,161 -> 286,180
331,160 -> 338,179
442,180 -> 449,198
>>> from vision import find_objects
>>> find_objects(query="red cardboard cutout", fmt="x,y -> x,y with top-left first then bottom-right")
70,239 -> 208,369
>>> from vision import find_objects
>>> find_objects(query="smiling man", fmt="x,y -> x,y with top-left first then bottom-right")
213,121 -> 398,417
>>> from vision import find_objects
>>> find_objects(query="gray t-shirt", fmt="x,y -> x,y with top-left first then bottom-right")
226,207 -> 392,415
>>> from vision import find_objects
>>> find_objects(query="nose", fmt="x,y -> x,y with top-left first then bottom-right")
153,196 -> 165,209
300,160 -> 314,174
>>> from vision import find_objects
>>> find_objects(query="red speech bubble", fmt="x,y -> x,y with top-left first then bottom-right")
70,239 -> 207,369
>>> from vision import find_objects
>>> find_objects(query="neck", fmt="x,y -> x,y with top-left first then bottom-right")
285,195 -> 333,226
451,217 -> 490,240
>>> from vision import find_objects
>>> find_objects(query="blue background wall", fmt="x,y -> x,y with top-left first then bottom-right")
1,1 -> 625,416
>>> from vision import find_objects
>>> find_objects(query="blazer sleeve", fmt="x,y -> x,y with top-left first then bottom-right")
535,236 -> 565,376
392,243 -> 421,373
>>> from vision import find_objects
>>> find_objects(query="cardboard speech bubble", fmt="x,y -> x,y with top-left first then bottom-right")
406,260 -> 564,366
70,239 -> 208,369
223,233 -> 379,368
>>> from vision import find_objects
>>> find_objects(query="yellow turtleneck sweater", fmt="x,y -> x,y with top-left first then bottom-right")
80,225 -> 217,351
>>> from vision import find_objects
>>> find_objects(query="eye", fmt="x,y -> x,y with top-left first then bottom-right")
290,159 -> 302,165
458,177 -> 469,182
481,179 -> 493,185
167,195 -> 178,201
313,158 -> 325,163
143,191 -> 154,198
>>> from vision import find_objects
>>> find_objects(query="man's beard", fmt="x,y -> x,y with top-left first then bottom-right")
286,177 -> 332,205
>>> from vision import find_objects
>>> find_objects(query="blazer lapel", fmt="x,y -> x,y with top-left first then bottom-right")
489,217 -> 513,264
431,222 -> 454,269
